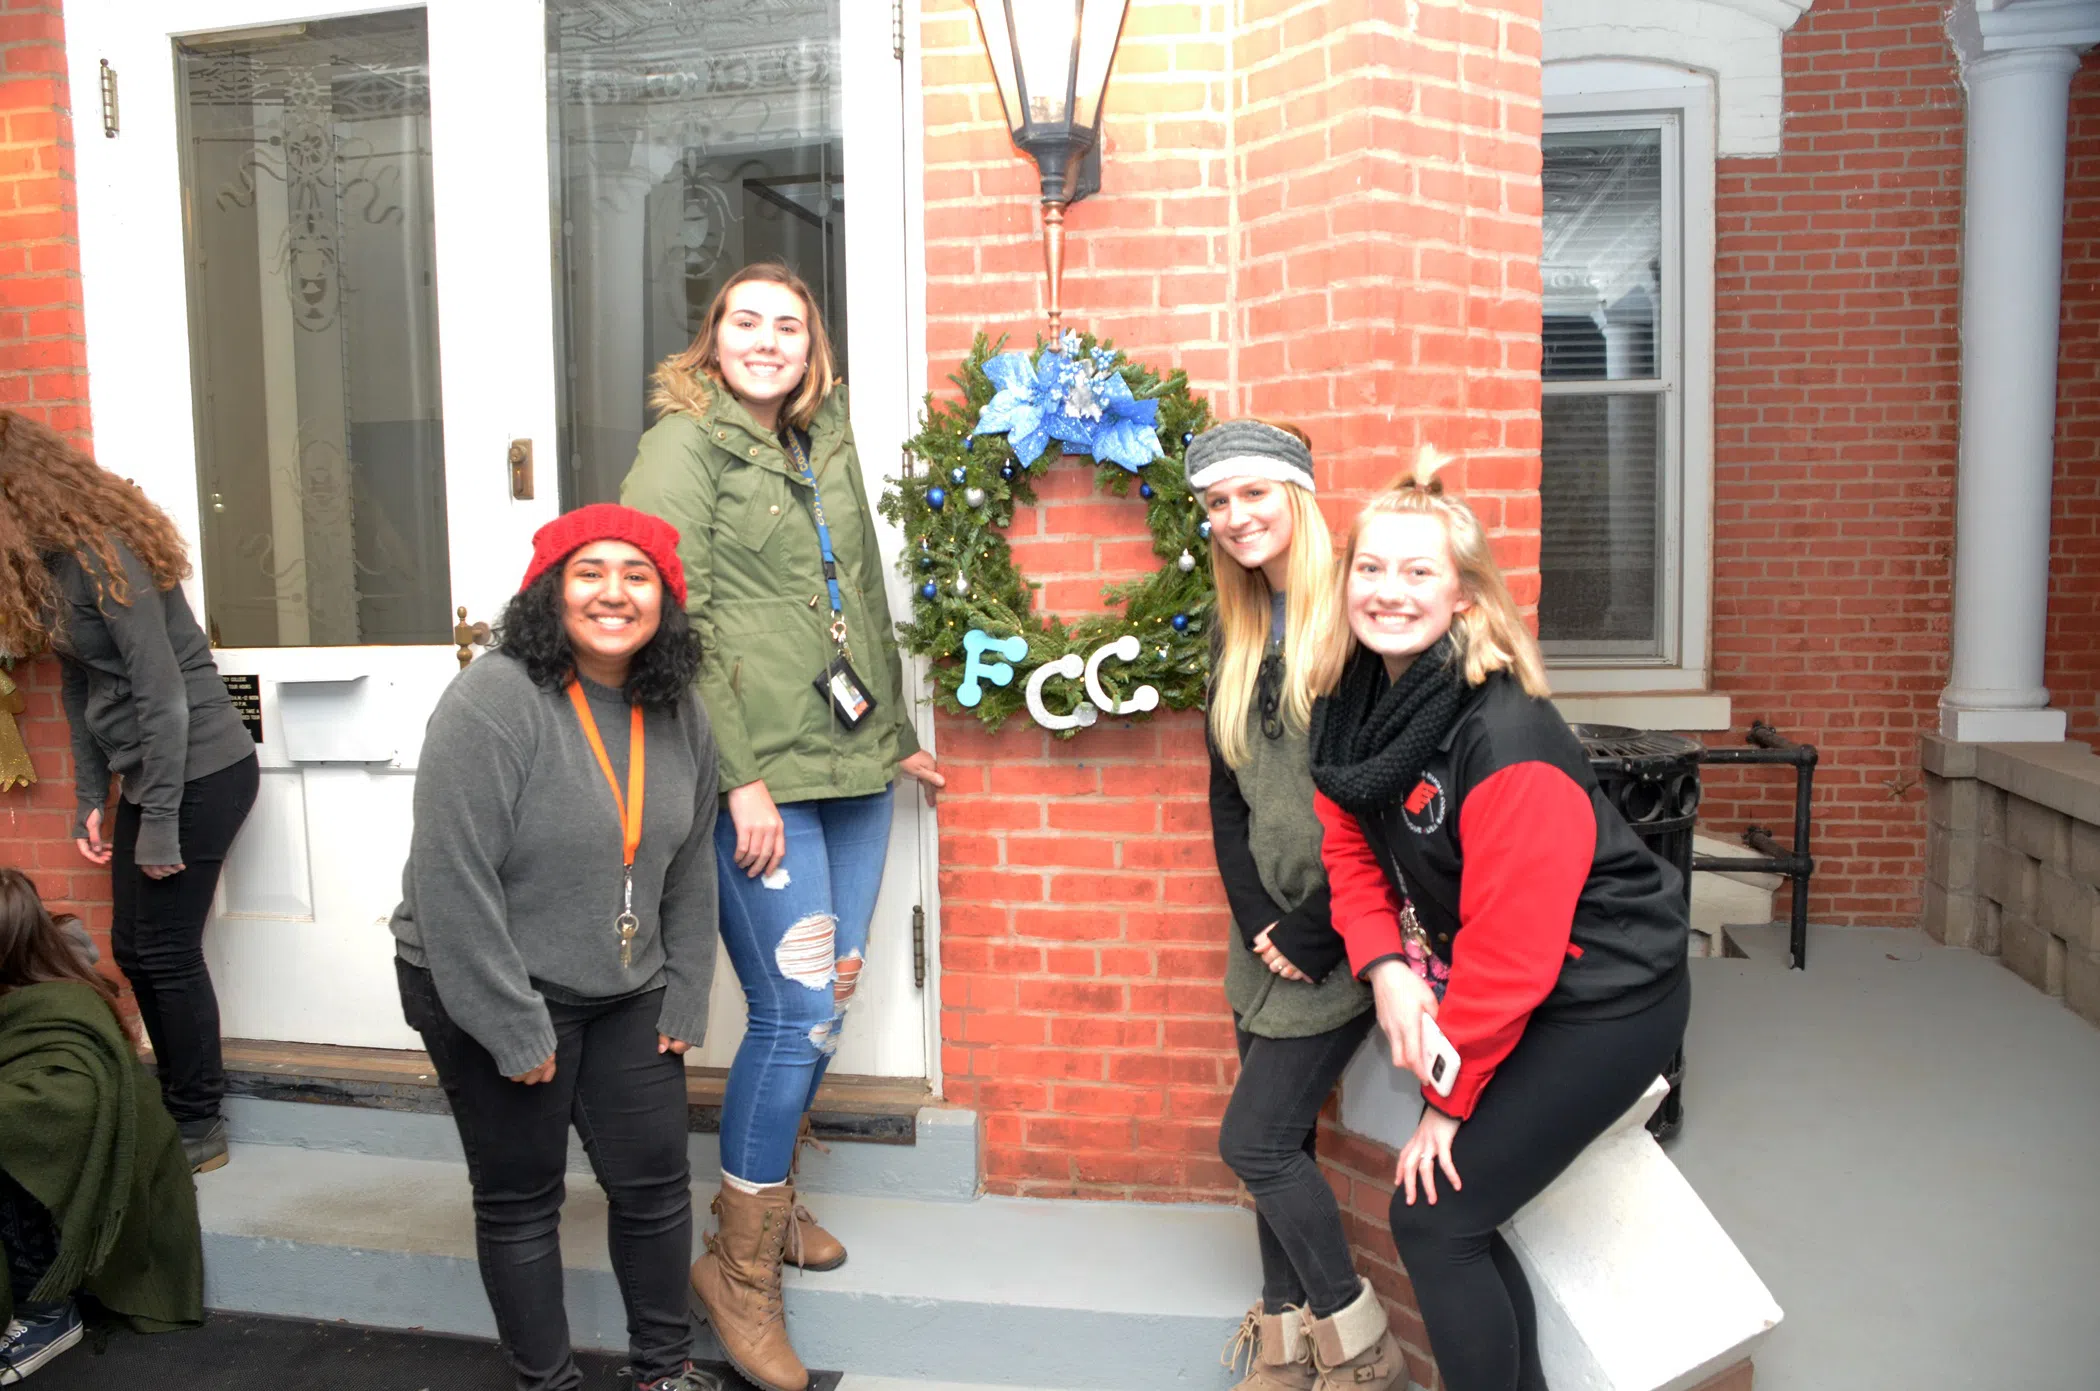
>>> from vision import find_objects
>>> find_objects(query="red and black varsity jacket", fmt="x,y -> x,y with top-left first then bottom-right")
1315,672 -> 1688,1120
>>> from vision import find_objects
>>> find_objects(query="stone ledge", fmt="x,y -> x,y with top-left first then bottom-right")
1337,1044 -> 1781,1391
1974,739 -> 2100,824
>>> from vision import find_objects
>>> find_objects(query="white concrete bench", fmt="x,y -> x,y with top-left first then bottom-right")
1340,1042 -> 1782,1391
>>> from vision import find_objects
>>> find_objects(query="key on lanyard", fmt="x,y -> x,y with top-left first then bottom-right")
567,681 -> 646,970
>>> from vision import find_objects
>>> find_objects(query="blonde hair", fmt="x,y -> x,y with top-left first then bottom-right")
1207,457 -> 1339,768
648,262 -> 837,431
1307,444 -> 1550,699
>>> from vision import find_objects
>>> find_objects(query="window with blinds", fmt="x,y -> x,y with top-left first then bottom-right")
1539,118 -> 1680,663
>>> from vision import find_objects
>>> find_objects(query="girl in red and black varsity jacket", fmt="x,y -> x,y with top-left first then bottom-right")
1305,446 -> 1689,1391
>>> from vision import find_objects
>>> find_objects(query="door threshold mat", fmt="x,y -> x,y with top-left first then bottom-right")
210,1038 -> 931,1146
30,1309 -> 843,1391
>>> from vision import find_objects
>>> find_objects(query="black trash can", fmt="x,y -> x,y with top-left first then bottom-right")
1569,724 -> 1702,1141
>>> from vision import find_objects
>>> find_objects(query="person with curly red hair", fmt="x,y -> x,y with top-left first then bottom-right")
0,413 -> 256,1175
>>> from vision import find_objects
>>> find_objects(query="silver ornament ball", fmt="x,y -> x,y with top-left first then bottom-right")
953,575 -> 971,596
965,486 -> 988,509
1177,549 -> 1196,573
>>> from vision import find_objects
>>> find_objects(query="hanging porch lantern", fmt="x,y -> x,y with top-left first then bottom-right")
970,0 -> 1132,336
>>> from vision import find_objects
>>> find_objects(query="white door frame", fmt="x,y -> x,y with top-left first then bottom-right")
64,0 -> 942,1080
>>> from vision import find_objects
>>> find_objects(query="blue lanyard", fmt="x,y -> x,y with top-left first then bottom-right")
783,429 -> 847,650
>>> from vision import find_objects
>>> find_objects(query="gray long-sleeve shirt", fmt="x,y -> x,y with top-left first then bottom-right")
390,652 -> 720,1076
46,544 -> 253,866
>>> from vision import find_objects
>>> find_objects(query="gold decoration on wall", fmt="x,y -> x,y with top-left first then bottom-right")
0,669 -> 35,791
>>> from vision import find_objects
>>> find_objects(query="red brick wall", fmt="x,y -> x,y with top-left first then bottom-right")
1698,0 -> 1965,924
2050,54 -> 2100,739
921,0 -> 1542,1210
0,0 -> 109,961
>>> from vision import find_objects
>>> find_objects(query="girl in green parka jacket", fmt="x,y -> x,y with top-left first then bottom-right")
621,262 -> 940,1391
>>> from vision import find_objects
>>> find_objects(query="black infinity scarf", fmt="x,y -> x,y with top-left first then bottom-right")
1308,635 -> 1472,817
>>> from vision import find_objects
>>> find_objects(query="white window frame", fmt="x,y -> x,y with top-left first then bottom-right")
1542,63 -> 1721,726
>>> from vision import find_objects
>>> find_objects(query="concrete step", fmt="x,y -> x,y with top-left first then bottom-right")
222,1095 -> 980,1202
196,1141 -> 1260,1391
1690,834 -> 1782,959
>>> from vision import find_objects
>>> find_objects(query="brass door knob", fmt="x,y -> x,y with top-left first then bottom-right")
454,606 -> 493,669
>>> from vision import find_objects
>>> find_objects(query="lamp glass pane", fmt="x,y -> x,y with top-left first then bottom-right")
1072,0 -> 1127,131
1012,0 -> 1077,128
971,0 -> 1025,137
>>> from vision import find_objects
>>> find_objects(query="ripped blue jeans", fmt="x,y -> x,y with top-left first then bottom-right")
714,785 -> 895,1185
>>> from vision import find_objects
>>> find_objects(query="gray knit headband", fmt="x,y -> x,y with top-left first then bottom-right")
1184,420 -> 1316,495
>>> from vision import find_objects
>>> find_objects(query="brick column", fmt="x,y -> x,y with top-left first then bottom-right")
0,0 -> 107,955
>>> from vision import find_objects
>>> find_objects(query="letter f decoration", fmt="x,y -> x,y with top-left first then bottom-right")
959,628 -> 1030,708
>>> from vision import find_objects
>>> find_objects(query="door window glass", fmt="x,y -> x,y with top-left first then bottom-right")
547,0 -> 846,507
177,11 -> 449,647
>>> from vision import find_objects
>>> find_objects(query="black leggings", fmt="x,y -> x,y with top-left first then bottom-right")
1220,1011 -> 1375,1318
397,960 -> 693,1391
110,754 -> 259,1126
1388,970 -> 1690,1391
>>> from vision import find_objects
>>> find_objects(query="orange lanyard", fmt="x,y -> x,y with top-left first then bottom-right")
566,681 -> 646,964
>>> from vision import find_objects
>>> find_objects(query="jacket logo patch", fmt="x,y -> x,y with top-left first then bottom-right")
1402,773 -> 1447,834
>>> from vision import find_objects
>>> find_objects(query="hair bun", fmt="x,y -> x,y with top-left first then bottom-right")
1400,442 -> 1452,494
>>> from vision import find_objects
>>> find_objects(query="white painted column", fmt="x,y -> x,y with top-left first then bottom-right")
1941,46 -> 2081,743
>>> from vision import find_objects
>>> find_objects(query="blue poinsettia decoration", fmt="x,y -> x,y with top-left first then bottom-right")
972,332 -> 1165,473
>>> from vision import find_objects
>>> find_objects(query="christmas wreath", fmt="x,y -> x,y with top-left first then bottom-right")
881,332 -> 1216,733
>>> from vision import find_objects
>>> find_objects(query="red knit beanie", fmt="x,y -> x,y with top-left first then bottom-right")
519,504 -> 687,608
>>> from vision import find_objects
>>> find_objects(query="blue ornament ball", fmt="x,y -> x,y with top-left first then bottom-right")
1001,463 -> 1016,481
1139,482 -> 1154,500
927,487 -> 947,511
920,581 -> 938,600
918,553 -> 934,570
1198,520 -> 1212,540
1183,432 -> 1195,446
951,466 -> 967,485
1171,613 -> 1190,632
965,437 -> 975,452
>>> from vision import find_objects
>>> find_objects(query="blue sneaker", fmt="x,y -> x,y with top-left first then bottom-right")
0,1300 -> 83,1384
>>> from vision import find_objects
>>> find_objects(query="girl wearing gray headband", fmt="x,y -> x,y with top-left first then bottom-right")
1198,422 -> 1405,1391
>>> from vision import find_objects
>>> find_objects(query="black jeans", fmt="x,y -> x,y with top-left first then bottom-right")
110,752 -> 259,1126
397,961 -> 693,1391
1388,970 -> 1691,1391
1220,1010 -> 1376,1318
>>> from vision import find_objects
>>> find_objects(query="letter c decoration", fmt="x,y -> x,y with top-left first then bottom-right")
1024,653 -> 1096,730
1083,634 -> 1161,717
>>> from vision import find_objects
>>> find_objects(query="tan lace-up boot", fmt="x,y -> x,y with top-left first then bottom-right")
689,1183 -> 809,1391
783,1117 -> 846,1271
1304,1279 -> 1405,1391
1221,1302 -> 1318,1391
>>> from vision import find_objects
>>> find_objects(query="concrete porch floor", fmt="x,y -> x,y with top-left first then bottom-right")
1675,925 -> 2100,1390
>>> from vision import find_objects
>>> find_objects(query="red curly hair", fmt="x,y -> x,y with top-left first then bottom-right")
0,412 -> 191,656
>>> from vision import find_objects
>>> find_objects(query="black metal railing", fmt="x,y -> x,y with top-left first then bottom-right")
1690,721 -> 1819,969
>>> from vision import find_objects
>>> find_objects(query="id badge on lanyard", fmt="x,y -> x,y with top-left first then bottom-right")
785,429 -> 878,731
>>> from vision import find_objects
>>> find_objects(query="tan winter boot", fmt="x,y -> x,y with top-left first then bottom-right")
1221,1302 -> 1318,1391
783,1117 -> 846,1271
1304,1278 -> 1405,1391
689,1183 -> 809,1391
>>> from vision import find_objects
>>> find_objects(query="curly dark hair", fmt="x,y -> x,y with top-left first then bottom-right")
495,569 -> 701,713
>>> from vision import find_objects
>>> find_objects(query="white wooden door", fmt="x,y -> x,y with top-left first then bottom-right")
66,0 -> 933,1079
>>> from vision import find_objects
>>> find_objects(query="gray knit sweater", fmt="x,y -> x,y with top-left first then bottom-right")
390,652 -> 720,1076
46,544 -> 253,866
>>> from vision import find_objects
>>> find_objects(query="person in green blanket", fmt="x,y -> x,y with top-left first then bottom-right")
0,867 -> 202,1381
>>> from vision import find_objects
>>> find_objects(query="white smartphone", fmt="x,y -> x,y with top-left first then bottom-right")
1420,1016 -> 1461,1098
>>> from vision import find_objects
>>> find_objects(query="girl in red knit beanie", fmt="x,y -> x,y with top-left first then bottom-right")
388,504 -> 720,1391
